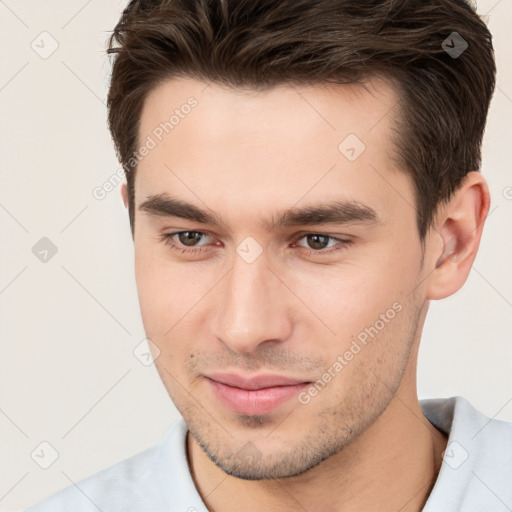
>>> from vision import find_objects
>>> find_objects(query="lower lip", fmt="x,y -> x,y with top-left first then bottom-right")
207,378 -> 310,415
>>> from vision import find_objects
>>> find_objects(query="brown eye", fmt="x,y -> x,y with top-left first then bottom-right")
160,231 -> 214,254
305,234 -> 331,250
177,231 -> 205,246
298,234 -> 338,251
294,233 -> 352,256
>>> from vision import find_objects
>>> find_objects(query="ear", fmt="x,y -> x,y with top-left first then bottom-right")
120,182 -> 129,209
425,171 -> 490,300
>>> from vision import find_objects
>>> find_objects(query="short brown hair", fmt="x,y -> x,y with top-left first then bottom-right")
107,0 -> 496,239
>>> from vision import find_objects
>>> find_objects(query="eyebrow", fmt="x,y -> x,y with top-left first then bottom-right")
138,193 -> 379,230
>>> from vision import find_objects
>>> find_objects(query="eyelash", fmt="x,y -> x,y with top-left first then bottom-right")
159,231 -> 352,257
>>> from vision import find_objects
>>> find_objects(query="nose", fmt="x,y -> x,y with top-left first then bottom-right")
211,251 -> 293,354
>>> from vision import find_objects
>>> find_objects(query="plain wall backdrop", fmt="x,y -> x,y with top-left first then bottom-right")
1,0 -> 511,510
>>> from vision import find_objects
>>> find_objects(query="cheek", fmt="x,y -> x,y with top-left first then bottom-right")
133,229 -> 421,353
288,256 -> 415,345
301,293 -> 419,412
134,245 -> 205,331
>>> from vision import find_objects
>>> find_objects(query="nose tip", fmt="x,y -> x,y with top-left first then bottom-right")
216,299 -> 290,353
216,330 -> 272,354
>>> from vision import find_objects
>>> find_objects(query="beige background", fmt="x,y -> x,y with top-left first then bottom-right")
1,0 -> 511,510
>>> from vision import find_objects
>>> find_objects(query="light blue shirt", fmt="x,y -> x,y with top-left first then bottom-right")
24,396 -> 512,511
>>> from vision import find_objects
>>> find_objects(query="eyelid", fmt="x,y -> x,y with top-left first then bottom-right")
291,233 -> 353,254
161,230 -> 352,257
165,230 -> 350,244
294,233 -> 343,245
164,230 -> 215,247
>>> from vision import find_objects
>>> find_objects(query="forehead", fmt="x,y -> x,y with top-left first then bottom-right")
139,75 -> 399,147
135,76 -> 413,230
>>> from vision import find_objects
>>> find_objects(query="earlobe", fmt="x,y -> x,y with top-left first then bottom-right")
120,182 -> 129,209
426,172 -> 490,300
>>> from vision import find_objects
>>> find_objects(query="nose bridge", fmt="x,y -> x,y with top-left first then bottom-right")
213,250 -> 290,352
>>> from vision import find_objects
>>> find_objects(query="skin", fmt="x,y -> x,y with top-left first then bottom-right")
120,76 -> 489,511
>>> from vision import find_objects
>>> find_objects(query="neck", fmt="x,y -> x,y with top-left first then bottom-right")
187,384 -> 448,512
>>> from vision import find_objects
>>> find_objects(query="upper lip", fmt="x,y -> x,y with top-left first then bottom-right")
205,372 -> 309,390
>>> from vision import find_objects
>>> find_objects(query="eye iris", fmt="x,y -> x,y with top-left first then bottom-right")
307,234 -> 329,250
178,231 -> 202,246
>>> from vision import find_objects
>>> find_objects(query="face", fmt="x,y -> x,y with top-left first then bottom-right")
131,76 -> 429,479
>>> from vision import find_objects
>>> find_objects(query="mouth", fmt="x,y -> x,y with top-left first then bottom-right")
204,372 -> 311,416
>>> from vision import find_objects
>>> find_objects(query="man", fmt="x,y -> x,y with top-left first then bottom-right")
26,0 -> 511,511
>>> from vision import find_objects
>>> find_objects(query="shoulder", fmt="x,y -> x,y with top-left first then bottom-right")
422,395 -> 512,458
24,420 -> 188,512
421,396 -> 512,512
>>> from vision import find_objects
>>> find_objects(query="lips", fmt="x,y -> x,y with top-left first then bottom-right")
205,372 -> 311,416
